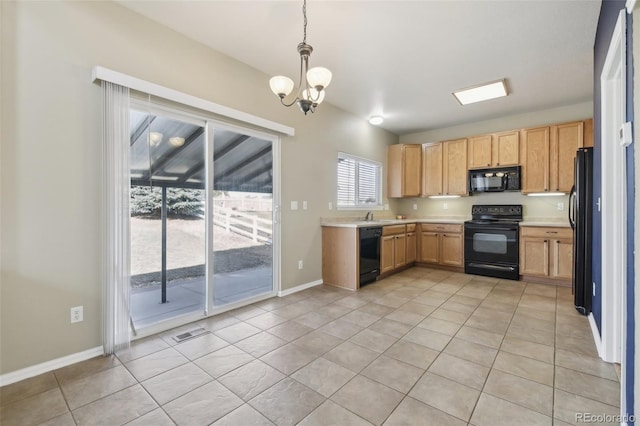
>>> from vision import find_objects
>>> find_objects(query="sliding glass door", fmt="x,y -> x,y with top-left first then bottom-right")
210,126 -> 274,306
129,105 -> 277,330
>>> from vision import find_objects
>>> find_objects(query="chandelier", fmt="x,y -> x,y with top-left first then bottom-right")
269,0 -> 332,115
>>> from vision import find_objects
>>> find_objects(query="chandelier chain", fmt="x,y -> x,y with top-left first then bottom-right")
302,0 -> 307,44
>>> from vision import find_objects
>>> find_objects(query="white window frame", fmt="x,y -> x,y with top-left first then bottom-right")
336,152 -> 383,210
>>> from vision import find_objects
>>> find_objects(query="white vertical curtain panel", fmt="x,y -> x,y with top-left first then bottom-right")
102,81 -> 131,354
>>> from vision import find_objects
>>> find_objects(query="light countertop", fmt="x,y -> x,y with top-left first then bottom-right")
321,217 -> 571,228
520,220 -> 571,228
321,217 -> 468,228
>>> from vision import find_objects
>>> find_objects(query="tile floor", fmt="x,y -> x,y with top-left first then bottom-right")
0,267 -> 621,426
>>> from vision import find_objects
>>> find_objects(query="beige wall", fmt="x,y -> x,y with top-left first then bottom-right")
396,102 -> 593,220
0,1 -> 398,374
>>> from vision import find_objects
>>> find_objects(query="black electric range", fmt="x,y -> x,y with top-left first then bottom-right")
464,205 -> 522,280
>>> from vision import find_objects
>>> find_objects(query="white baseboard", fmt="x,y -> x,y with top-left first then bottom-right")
0,346 -> 104,387
278,279 -> 323,297
588,313 -> 604,359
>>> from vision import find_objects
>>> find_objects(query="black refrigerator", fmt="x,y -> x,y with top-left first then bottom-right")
569,147 -> 593,315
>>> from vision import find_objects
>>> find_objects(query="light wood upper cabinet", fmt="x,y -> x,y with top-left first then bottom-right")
494,131 -> 519,167
387,144 -> 422,198
550,121 -> 584,193
443,139 -> 468,195
521,126 -> 551,193
422,143 -> 443,196
584,118 -> 594,147
468,131 -> 519,169
468,134 -> 493,169
522,121 -> 585,194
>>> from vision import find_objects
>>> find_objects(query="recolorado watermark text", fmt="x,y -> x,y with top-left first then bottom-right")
576,413 -> 635,423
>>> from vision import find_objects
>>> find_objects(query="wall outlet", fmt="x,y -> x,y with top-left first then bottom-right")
384,203 -> 389,210
413,203 -> 418,210
557,202 -> 564,211
328,202 -> 333,210
302,201 -> 308,210
71,306 -> 83,323
290,201 -> 298,210
443,202 -> 448,210
298,260 -> 303,270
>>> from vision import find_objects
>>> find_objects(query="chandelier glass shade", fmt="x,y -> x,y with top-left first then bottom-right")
269,0 -> 332,115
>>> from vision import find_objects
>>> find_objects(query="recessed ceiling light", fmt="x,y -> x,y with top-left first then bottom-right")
369,116 -> 384,125
453,79 -> 508,105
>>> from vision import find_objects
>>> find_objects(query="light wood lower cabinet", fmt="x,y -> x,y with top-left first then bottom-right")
441,233 -> 463,267
394,233 -> 407,268
419,232 -> 439,264
520,226 -> 573,283
381,235 -> 396,274
380,224 -> 417,275
418,223 -> 463,267
406,231 -> 417,264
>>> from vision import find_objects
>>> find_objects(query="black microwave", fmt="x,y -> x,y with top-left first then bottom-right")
469,166 -> 521,193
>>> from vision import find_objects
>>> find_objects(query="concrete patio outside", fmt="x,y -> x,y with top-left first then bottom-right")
131,265 -> 273,328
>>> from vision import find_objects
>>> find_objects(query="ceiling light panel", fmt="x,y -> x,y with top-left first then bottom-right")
453,79 -> 508,105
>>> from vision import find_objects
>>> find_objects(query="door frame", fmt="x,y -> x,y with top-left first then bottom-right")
598,7 -> 627,416
128,99 -> 281,338
205,119 -> 280,315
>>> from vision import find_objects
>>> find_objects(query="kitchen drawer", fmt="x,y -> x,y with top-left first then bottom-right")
520,226 -> 572,239
383,224 -> 407,236
406,223 -> 416,232
419,223 -> 463,234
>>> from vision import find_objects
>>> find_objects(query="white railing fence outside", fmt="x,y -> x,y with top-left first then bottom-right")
211,205 -> 272,244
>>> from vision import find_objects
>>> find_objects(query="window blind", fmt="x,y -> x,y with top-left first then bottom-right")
337,153 -> 382,208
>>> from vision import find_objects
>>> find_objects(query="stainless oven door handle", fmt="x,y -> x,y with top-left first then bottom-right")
467,263 -> 516,271
465,226 -> 518,232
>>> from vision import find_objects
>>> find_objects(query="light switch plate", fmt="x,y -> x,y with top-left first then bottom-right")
413,204 -> 418,210
302,201 -> 308,210
290,201 -> 298,210
384,203 -> 389,210
328,202 -> 333,210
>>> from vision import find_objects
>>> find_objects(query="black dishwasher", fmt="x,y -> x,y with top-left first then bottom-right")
359,227 -> 382,285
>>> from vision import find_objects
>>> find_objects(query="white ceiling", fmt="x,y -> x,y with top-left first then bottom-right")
117,0 -> 602,135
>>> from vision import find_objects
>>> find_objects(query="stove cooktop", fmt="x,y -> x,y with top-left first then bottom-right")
470,204 -> 523,222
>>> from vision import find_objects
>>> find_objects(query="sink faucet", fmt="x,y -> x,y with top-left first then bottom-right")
365,211 -> 373,221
